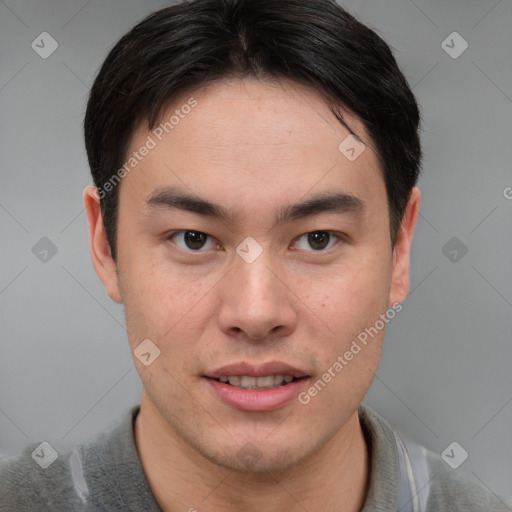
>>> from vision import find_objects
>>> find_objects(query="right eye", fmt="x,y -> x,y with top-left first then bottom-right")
167,230 -> 220,252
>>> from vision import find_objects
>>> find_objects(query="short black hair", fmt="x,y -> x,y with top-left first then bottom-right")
84,0 -> 422,261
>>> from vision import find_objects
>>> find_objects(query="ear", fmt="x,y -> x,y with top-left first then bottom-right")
388,186 -> 421,306
83,186 -> 122,303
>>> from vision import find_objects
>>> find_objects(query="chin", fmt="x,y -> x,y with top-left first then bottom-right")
192,433 -> 316,476
206,447 -> 305,475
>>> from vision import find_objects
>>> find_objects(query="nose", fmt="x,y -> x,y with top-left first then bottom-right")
216,249 -> 298,343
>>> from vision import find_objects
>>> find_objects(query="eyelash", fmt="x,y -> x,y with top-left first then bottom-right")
166,230 -> 344,253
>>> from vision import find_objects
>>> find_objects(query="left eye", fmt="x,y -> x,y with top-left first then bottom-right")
169,230 -> 218,252
293,231 -> 340,251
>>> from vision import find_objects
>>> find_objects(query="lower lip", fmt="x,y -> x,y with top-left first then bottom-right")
205,377 -> 309,412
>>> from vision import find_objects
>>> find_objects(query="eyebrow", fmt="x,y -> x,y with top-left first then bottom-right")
146,186 -> 365,226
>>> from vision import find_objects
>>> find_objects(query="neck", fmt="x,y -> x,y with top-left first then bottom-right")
134,395 -> 369,512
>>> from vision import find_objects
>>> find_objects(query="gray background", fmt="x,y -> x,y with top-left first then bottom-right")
1,0 -> 511,503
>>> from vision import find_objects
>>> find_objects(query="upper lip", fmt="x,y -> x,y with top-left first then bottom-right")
205,361 -> 309,379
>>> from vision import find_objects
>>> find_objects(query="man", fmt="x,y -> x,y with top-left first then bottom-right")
1,0 -> 510,510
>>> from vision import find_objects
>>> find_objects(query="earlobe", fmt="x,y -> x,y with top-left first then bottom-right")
388,187 -> 421,306
83,186 -> 123,303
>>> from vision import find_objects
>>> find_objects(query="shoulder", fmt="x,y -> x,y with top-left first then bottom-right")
0,405 -> 153,512
359,404 -> 512,512
421,449 -> 512,511
0,442 -> 84,511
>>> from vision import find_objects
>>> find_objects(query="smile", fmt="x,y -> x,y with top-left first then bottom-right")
214,375 -> 298,390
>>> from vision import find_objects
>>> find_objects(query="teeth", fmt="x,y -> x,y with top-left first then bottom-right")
217,374 -> 296,390
228,376 -> 241,386
251,375 -> 273,388
241,376 -> 257,388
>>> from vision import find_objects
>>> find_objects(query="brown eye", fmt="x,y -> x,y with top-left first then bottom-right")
307,232 -> 330,250
169,230 -> 217,252
183,231 -> 207,250
293,231 -> 340,252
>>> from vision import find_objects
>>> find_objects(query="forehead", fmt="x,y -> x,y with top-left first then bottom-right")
122,77 -> 384,210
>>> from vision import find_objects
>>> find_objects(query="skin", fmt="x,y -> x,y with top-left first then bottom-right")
84,77 -> 420,512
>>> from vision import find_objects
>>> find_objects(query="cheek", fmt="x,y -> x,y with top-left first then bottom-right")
304,249 -> 392,330
119,258 -> 216,348
295,250 -> 391,387
299,270 -> 388,415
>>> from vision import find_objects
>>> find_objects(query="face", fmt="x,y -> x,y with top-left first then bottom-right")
86,77 -> 419,474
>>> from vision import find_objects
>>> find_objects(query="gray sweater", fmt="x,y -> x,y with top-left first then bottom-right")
1,404 -> 510,511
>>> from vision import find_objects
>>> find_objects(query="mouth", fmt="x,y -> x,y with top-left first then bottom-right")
203,361 -> 311,411
208,374 -> 309,390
